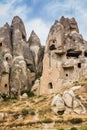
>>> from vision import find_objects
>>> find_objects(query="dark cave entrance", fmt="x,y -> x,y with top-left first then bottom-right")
48,82 -> 53,89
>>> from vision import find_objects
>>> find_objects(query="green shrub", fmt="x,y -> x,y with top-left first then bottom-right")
42,118 -> 53,123
30,111 -> 35,116
69,118 -> 83,124
29,108 -> 35,116
56,128 -> 64,130
55,120 -> 64,123
21,109 -> 29,116
27,91 -> 35,97
38,109 -> 46,115
79,126 -> 87,130
1,94 -> 10,102
13,113 -> 20,119
70,127 -> 78,130
73,81 -> 80,86
35,72 -> 42,80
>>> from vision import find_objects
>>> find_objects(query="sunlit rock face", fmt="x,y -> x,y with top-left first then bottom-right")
1,15 -> 86,97
11,16 -> 26,55
45,21 -> 65,53
10,56 -> 29,97
0,16 -> 44,97
0,57 -> 10,97
51,86 -> 86,115
28,30 -> 44,73
60,16 -> 79,34
0,23 -> 12,97
35,16 -> 87,95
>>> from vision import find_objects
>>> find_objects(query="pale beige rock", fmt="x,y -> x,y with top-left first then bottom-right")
63,92 -> 73,108
0,113 -> 4,121
51,86 -> 86,115
0,112 -> 7,121
31,79 -> 40,95
73,99 -> 80,109
38,16 -> 87,95
0,16 -> 43,97
10,55 -> 29,96
51,94 -> 66,115
28,30 -> 44,73
22,93 -> 28,99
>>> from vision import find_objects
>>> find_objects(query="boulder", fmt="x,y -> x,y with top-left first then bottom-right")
0,112 -> 7,121
20,93 -> 28,99
73,98 -> 80,109
51,88 -> 86,115
73,99 -> 86,114
51,94 -> 66,115
0,112 -> 5,121
73,107 -> 84,115
63,91 -> 73,108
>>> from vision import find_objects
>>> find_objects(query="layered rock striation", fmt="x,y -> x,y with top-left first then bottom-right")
0,15 -> 87,99
0,16 -> 44,97
32,16 -> 87,95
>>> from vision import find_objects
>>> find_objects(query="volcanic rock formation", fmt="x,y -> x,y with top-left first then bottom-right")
0,15 -> 87,99
0,16 -> 44,97
32,16 -> 87,95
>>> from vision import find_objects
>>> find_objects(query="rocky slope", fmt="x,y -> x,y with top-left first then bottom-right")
0,16 -> 87,130
0,78 -> 87,130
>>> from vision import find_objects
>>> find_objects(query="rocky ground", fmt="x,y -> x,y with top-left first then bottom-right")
0,78 -> 87,130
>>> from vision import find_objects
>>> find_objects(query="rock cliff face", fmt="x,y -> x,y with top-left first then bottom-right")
0,16 -> 44,97
33,16 -> 87,95
28,30 -> 43,73
0,16 -> 87,98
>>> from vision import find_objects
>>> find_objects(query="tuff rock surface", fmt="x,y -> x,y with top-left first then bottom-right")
33,16 -> 87,95
51,86 -> 86,115
0,15 -> 87,104
0,16 -> 44,97
28,30 -> 44,73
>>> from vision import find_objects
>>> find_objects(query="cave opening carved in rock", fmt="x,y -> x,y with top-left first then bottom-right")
48,82 -> 53,89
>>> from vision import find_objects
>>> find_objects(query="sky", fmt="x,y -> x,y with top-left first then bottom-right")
0,0 -> 87,44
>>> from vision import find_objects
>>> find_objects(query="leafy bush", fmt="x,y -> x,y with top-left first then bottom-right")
29,108 -> 35,116
35,72 -> 42,80
73,81 -> 80,86
56,128 -> 64,130
30,111 -> 35,116
42,118 -> 53,123
3,97 -> 10,102
38,109 -> 46,115
1,93 -> 11,102
55,120 -> 64,123
70,127 -> 78,130
69,118 -> 83,124
79,126 -> 87,130
13,112 -> 20,119
21,109 -> 29,116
